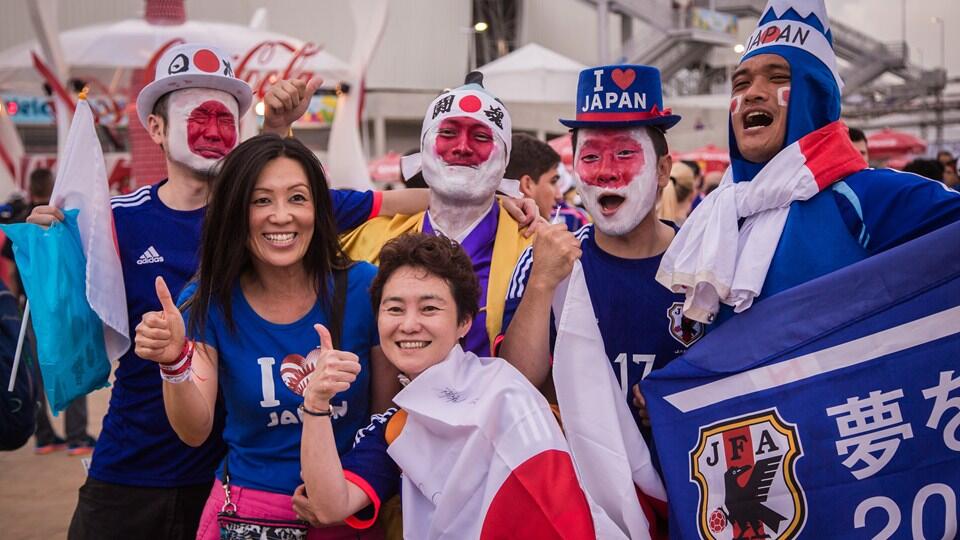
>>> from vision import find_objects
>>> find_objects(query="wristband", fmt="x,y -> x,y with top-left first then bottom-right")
160,340 -> 194,384
299,403 -> 333,417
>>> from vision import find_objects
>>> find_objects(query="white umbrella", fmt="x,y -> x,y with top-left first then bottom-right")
0,19 -> 351,93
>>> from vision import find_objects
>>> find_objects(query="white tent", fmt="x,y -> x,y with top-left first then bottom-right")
479,43 -> 585,104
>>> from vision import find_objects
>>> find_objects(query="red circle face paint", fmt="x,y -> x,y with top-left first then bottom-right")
574,131 -> 646,189
458,95 -> 482,113
186,100 -> 237,158
433,117 -> 494,167
193,49 -> 220,73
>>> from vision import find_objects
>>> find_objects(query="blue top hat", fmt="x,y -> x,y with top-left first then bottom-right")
560,64 -> 681,130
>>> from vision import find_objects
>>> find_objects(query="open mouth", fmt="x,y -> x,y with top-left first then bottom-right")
263,232 -> 297,247
397,340 -> 430,350
743,111 -> 774,130
598,194 -> 625,215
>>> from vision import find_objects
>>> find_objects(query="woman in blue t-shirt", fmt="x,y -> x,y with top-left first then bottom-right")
134,134 -> 395,539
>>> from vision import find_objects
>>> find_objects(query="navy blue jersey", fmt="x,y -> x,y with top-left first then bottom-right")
502,224 -> 705,429
91,180 -> 375,488
187,263 -> 379,495
341,408 -> 403,529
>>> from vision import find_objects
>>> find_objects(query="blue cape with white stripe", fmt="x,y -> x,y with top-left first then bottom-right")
642,220 -> 960,538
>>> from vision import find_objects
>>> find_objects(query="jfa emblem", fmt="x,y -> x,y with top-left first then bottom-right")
690,409 -> 806,540
668,302 -> 704,347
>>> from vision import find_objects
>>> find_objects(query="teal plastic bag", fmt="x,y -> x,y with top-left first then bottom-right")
1,209 -> 110,413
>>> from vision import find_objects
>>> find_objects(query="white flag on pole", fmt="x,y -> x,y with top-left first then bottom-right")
50,99 -> 129,362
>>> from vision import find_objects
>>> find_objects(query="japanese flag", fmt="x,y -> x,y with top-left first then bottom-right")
50,100 -> 129,362
552,261 -> 668,539
387,345 -> 599,539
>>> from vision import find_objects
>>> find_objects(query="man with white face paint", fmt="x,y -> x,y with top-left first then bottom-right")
500,65 -> 704,436
339,72 -> 534,357
28,43 -> 406,540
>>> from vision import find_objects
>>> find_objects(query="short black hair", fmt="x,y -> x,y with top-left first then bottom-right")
370,234 -> 479,326
903,158 -> 944,182
570,126 -> 669,159
28,168 -> 54,200
505,134 -> 560,181
681,159 -> 701,178
151,92 -> 171,125
848,127 -> 867,143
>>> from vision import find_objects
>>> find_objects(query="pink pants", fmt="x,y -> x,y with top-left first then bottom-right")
196,479 -> 383,540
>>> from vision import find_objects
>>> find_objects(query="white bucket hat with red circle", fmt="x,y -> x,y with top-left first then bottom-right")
136,43 -> 253,129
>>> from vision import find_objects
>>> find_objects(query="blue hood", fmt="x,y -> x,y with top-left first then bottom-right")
730,7 -> 841,182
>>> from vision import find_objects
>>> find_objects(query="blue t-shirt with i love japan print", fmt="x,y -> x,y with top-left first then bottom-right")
185,262 -> 379,495
90,180 -> 377,489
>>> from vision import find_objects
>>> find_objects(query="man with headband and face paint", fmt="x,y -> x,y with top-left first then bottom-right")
657,0 -> 960,327
334,72 -> 535,358
27,43 -> 438,540
499,65 -> 704,440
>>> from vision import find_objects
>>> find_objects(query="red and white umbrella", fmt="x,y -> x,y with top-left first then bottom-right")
0,19 -> 350,94
867,129 -> 927,160
548,133 -> 573,167
676,143 -> 729,173
368,152 -> 403,183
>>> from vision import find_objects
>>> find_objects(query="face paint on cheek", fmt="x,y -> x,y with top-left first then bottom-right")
730,94 -> 743,115
165,88 -> 240,176
777,86 -> 790,108
574,134 -> 645,189
433,118 -> 495,167
186,101 -> 238,159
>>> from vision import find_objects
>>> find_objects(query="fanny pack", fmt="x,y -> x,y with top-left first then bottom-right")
217,457 -> 309,539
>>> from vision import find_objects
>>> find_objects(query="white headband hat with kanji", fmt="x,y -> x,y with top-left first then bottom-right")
401,72 -> 513,182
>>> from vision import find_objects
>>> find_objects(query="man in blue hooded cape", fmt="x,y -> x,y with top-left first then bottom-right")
657,0 -> 960,325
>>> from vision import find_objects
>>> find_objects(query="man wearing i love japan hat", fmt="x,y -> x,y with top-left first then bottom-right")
656,0 -> 960,327
499,64 -> 703,539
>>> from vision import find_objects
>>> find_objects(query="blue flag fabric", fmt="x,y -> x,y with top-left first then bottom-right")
2,209 -> 110,413
643,221 -> 960,540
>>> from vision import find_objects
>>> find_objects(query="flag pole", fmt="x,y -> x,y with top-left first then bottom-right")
7,300 -> 29,392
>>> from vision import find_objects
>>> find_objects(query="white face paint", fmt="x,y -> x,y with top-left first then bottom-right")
420,129 -> 506,206
574,127 -> 660,237
165,88 -> 239,178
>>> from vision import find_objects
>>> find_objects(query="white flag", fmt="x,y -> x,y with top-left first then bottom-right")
50,100 -> 129,362
387,345 -> 597,539
552,261 -> 668,539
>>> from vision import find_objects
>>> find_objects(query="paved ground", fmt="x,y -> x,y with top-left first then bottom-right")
0,385 -> 110,539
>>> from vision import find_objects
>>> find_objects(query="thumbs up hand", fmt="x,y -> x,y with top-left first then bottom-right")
134,276 -> 187,364
262,77 -> 323,136
302,324 -> 361,411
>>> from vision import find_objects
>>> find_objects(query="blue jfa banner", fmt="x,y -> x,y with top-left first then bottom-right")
643,221 -> 960,540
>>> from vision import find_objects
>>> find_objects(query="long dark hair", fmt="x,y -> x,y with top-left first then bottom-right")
184,134 -> 348,337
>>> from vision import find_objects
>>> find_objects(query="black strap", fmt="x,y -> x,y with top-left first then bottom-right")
330,268 -> 348,350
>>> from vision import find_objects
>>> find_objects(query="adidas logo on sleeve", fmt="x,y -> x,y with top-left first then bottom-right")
136,246 -> 165,265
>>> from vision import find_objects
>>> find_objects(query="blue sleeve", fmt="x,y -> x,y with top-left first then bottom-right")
496,246 -> 556,355
349,262 -> 380,347
843,169 -> 960,254
340,409 -> 401,529
330,189 -> 377,232
178,282 -> 218,349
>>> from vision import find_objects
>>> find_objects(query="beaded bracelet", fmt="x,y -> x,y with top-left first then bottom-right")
160,339 -> 194,384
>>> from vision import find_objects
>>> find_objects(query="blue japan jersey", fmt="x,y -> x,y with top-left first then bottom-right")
502,224 -> 705,430
92,180 -> 375,488
340,408 -> 403,528
186,262 -> 379,495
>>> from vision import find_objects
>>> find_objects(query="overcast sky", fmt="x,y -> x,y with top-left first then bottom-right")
826,0 -> 959,76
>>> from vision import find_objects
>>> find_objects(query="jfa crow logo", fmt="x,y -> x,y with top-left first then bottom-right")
690,409 -> 806,540
668,302 -> 705,347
